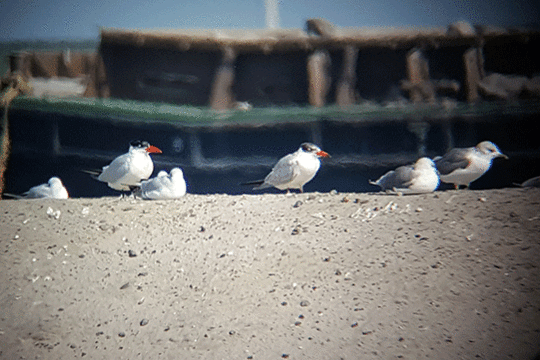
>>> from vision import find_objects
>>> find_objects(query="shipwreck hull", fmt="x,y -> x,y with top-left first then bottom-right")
3,98 -> 540,197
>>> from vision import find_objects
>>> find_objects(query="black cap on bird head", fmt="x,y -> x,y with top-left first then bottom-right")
130,140 -> 150,149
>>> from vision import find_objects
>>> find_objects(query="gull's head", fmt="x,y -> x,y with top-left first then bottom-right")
129,140 -> 162,154
48,177 -> 64,187
477,141 -> 508,159
170,168 -> 184,178
300,142 -> 330,158
415,157 -> 436,170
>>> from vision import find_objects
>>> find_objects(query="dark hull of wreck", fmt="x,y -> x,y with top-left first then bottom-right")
3,99 -> 540,197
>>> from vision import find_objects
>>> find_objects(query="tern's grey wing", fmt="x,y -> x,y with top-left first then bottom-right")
264,154 -> 298,187
97,154 -> 131,184
434,149 -> 471,175
24,183 -> 52,198
142,175 -> 177,199
141,175 -> 170,193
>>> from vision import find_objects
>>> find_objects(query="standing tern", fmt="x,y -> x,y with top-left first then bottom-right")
137,168 -> 187,200
85,140 -> 162,191
4,177 -> 69,199
242,142 -> 330,193
434,141 -> 508,189
369,157 -> 440,194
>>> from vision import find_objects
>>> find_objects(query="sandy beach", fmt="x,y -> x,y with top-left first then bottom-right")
1,188 -> 539,359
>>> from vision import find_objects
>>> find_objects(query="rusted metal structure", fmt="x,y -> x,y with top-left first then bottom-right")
4,19 -> 540,107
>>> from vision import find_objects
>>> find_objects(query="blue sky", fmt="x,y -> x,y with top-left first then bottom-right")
0,0 -> 539,41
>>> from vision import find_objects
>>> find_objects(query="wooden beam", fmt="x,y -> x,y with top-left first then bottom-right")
307,49 -> 331,107
336,45 -> 358,107
209,47 -> 237,110
463,47 -> 484,103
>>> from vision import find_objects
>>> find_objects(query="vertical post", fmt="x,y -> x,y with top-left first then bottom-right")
336,45 -> 358,107
463,47 -> 483,103
209,47 -> 237,110
307,50 -> 331,108
405,49 -> 434,103
265,0 -> 280,29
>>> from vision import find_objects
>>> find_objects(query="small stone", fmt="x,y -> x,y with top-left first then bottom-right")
293,201 -> 303,208
128,250 -> 137,257
140,319 -> 149,326
118,332 -> 125,337
120,282 -> 129,290
291,226 -> 301,235
300,300 -> 310,307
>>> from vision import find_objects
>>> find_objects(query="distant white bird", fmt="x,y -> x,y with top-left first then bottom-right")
242,142 -> 330,193
84,140 -> 162,191
434,141 -> 508,189
369,157 -> 440,194
4,177 -> 69,199
137,168 -> 187,200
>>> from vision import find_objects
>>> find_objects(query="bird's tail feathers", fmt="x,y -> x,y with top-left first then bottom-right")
2,193 -> 23,199
240,179 -> 272,190
81,169 -> 102,180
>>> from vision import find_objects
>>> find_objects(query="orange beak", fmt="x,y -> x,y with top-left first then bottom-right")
317,150 -> 330,158
146,145 -> 162,154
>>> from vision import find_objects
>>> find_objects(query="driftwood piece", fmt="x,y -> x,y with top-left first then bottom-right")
336,46 -> 359,107
209,47 -> 237,110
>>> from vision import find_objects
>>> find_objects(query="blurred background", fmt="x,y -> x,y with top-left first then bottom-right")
1,0 -> 539,197
1,0 -> 539,42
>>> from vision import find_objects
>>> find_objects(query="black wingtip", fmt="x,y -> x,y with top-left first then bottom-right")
240,180 -> 265,186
